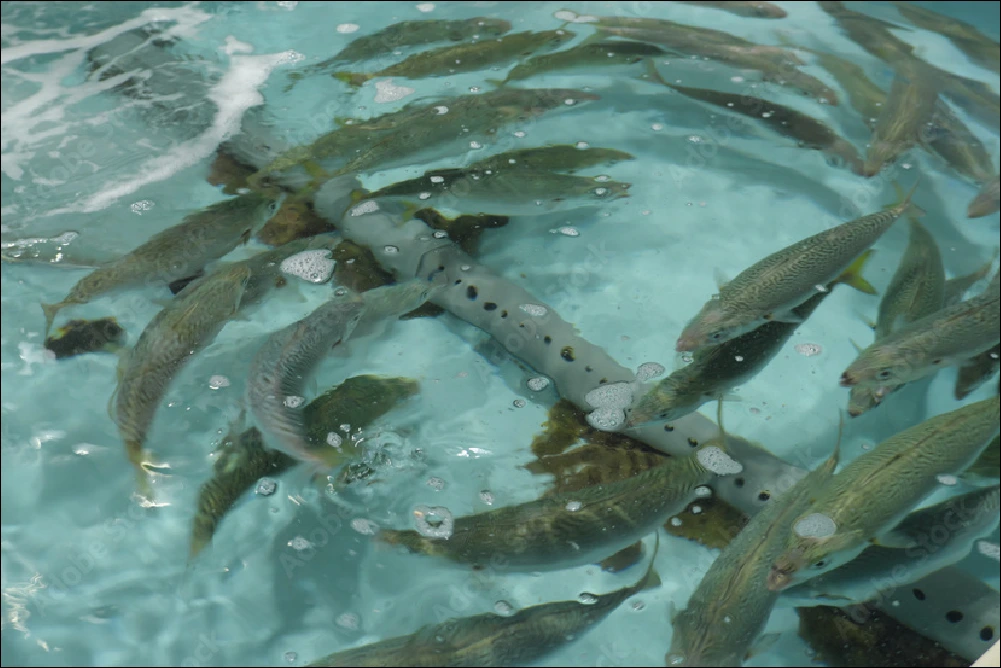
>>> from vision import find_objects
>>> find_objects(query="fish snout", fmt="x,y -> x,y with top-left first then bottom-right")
675,336 -> 698,353
838,371 -> 856,387
766,564 -> 793,592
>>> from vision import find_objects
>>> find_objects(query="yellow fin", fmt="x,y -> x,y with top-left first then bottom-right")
835,249 -> 877,295
41,302 -> 62,339
333,71 -> 370,87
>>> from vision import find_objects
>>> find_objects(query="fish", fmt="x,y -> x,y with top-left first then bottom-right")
628,252 -> 875,426
766,396 -> 1000,591
968,175 -> 1000,218
781,484 -> 1001,608
246,293 -> 365,474
943,257 -> 997,306
666,436 -> 840,667
378,434 -> 738,571
676,184 -> 918,352
817,1 -> 918,66
41,191 -> 276,335
43,317 -> 126,359
646,66 -> 863,173
354,278 -> 445,334
334,30 -> 576,87
676,1 -> 787,19
114,264 -> 253,500
464,145 -> 635,174
799,48 -> 885,123
847,216 -> 945,417
840,270 -> 1000,393
892,1 -> 1000,74
503,39 -> 666,82
289,17 -> 513,82
955,345 -> 1001,400
359,168 -> 631,209
963,434 -> 999,482
306,539 -> 660,667
923,101 -> 996,184
862,64 -> 941,177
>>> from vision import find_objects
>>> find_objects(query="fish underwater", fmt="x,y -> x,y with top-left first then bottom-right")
306,537 -> 660,667
628,252 -> 875,426
840,270 -> 1000,393
862,64 -> 941,177
968,175 -> 1001,218
766,396 -> 1000,591
676,1 -> 787,18
676,184 -> 919,352
464,145 -> 635,174
114,264 -> 253,500
891,1 -> 1000,74
41,190 -> 276,335
44,317 -> 126,359
667,434 -> 840,667
503,39 -> 666,83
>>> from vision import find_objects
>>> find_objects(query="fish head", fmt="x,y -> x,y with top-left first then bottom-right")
862,141 -> 898,178
846,385 -> 881,417
839,347 -> 911,389
675,301 -> 742,352
766,548 -> 805,591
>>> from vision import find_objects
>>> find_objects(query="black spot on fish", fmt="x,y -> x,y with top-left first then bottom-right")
454,279 -> 462,285
913,588 -> 926,601
757,491 -> 771,501
980,626 -> 994,642
543,336 -> 552,344
687,437 -> 699,448
561,346 -> 575,362
484,302 -> 497,311
467,285 -> 478,300
734,477 -> 745,488
945,610 -> 964,623
664,424 -> 674,432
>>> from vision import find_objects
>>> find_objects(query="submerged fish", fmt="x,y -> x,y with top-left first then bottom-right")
801,48 -> 885,123
41,191 -> 276,335
840,271 -> 1000,393
115,264 -> 252,499
306,542 -> 660,667
766,396 -> 1000,591
676,1 -> 787,18
629,252 -> 874,426
465,145 -> 635,174
862,65 -> 940,177
892,1 -> 1000,74
676,185 -> 918,352
247,294 -> 365,474
667,440 -> 840,667
354,278 -> 446,334
44,317 -> 126,359
924,101 -> 996,184
781,484 -> 1001,608
504,39 -> 666,82
648,68 -> 863,172
955,345 -> 1001,400
379,437 -> 738,571
847,216 -> 945,417
968,175 -> 1000,218
335,29 -> 575,87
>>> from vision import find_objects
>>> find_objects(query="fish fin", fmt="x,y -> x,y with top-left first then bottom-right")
848,338 -> 866,354
333,71 -> 370,88
485,77 -> 506,88
41,302 -> 62,338
891,178 -> 925,217
668,600 -> 680,624
836,250 -> 877,295
871,529 -> 918,549
763,310 -> 804,324
745,633 -> 782,661
713,268 -> 731,290
827,411 -> 844,470
638,531 -> 662,591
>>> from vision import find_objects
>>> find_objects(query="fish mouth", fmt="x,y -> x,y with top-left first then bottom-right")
766,565 -> 794,591
838,372 -> 856,387
675,336 -> 699,353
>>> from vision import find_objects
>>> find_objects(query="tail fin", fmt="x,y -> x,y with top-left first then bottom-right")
637,530 -> 662,591
643,58 -> 669,87
41,302 -> 61,338
891,179 -> 925,217
835,249 -> 877,295
333,71 -> 370,88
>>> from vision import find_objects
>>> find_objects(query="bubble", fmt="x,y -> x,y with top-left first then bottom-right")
936,474 -> 958,486
595,175 -> 611,182
730,76 -> 744,83
795,343 -> 822,357
527,377 -> 551,392
427,476 -> 445,490
469,86 -> 480,93
130,199 -> 154,215
349,518 -> 376,535
430,175 -> 445,183
479,490 -> 494,505
208,375 -> 230,390
761,111 -> 773,118
670,517 -> 682,526
494,600 -> 515,616
374,79 -> 415,103
691,505 -> 702,514
280,249 -> 335,283
277,0 -> 298,8
578,592 -> 598,605
576,141 -> 589,149
513,131 -> 526,138
350,201 -> 380,216
814,283 -> 829,293
587,407 -> 625,430
636,362 -> 666,382
419,192 -> 432,199
642,209 -> 651,216
694,485 -> 712,498
434,105 -> 449,115
336,23 -> 359,33
433,230 -> 448,239
554,9 -> 577,20
284,651 -> 298,663
551,226 -> 579,236
651,123 -> 664,131
283,395 -> 305,409
519,303 -> 548,316
326,432 -> 343,448
513,399 -> 526,408
564,98 -> 576,105
697,446 -> 743,475
336,612 -> 359,630
256,478 -> 277,496
977,541 -> 1000,561
340,423 -> 351,433
565,500 -> 582,512
288,536 -> 312,550
414,505 -> 454,539
594,187 -> 609,196
585,383 -> 634,409
416,2 -> 435,11
794,513 -> 837,538
383,245 -> 399,254
688,135 -> 704,143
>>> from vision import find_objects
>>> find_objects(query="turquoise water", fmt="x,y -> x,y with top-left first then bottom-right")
1,2 -> 999,667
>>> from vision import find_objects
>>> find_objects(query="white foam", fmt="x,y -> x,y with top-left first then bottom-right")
280,249 -> 335,284
793,513 -> 837,539
636,362 -> 666,382
374,79 -> 415,104
586,407 -> 625,430
584,382 -> 634,409
337,24 -> 360,34
697,446 -> 743,475
350,201 -> 380,216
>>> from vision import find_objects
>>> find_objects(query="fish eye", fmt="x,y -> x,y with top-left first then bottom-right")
877,369 -> 893,380
814,560 -> 827,569
709,331 -> 723,341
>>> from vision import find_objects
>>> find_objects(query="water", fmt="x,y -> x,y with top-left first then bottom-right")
1,2 -> 999,666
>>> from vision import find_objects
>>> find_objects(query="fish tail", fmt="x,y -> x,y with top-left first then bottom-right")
835,249 -> 877,295
638,531 -> 662,591
892,179 -> 925,217
41,301 -> 62,338
643,58 -> 668,86
333,71 -> 369,88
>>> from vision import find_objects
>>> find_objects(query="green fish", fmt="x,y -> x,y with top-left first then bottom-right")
667,438 -> 840,667
862,64 -> 941,177
847,216 -> 945,417
306,541 -> 660,667
924,101 -> 996,184
629,252 -> 875,426
801,48 -> 885,123
114,263 -> 253,500
41,191 -> 276,335
234,233 -> 343,308
676,185 -> 918,352
676,1 -> 787,18
503,39 -> 666,82
968,175 -> 1000,218
955,345 -> 1000,400
892,1 -> 1000,74
335,30 -> 576,87
647,65 -> 863,173
943,257 -> 997,306
465,145 -> 635,174
43,317 -> 126,360
379,430 -> 739,571
840,270 -> 1000,393
766,396 -> 1000,591
817,1 -> 918,66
